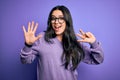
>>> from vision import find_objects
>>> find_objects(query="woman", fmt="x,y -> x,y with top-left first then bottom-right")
20,5 -> 104,80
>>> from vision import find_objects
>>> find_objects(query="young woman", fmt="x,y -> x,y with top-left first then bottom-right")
20,5 -> 104,80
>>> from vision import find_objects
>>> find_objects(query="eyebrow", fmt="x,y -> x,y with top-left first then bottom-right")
51,15 -> 64,17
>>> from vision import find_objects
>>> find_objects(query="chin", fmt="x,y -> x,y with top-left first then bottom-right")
55,32 -> 63,36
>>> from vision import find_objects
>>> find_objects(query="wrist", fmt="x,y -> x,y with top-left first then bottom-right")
25,42 -> 33,47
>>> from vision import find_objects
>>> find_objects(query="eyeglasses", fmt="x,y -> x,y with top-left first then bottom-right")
51,17 -> 65,24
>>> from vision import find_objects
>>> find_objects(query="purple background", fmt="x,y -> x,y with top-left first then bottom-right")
0,0 -> 120,80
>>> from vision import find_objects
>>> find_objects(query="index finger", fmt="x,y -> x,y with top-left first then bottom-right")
33,22 -> 38,33
79,29 -> 85,35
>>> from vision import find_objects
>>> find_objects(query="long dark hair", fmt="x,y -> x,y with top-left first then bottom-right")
45,5 -> 85,71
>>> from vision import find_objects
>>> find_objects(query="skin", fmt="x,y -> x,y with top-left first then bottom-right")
51,10 -> 66,41
77,29 -> 96,44
22,21 -> 42,45
22,10 -> 96,45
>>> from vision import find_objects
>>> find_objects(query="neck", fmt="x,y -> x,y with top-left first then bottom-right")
56,35 -> 62,42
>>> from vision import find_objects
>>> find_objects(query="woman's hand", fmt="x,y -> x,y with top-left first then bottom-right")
76,29 -> 96,44
22,21 -> 42,45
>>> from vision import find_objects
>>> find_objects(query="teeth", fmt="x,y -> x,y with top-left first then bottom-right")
55,26 -> 61,28
54,26 -> 61,31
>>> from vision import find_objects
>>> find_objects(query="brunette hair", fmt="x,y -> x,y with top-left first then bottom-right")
45,5 -> 85,70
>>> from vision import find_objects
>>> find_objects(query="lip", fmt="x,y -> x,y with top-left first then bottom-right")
54,26 -> 61,31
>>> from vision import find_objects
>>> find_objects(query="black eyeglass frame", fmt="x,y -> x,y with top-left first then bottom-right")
50,17 -> 65,24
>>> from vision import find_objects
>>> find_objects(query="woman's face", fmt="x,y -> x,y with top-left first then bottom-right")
51,10 -> 66,36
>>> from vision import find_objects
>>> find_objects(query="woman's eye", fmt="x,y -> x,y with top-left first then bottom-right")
51,18 -> 56,20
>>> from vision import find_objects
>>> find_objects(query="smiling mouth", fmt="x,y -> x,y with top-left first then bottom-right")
54,26 -> 61,31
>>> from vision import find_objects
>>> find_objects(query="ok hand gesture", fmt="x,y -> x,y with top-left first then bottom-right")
22,21 -> 42,45
77,29 -> 96,44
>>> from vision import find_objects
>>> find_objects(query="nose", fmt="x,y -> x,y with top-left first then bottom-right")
54,19 -> 59,24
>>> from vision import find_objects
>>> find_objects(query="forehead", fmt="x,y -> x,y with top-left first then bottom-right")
52,10 -> 63,17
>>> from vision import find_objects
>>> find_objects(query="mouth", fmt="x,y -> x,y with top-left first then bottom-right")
54,26 -> 62,31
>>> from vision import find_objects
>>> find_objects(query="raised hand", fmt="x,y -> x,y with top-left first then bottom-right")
76,29 -> 96,44
22,21 -> 42,45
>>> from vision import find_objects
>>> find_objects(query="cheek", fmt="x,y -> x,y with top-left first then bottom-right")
62,24 -> 66,31
51,24 -> 55,30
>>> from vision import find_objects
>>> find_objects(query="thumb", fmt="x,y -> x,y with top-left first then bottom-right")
35,34 -> 42,41
77,39 -> 87,43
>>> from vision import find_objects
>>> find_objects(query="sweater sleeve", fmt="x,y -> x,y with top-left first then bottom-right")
81,40 -> 104,65
20,40 -> 40,64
